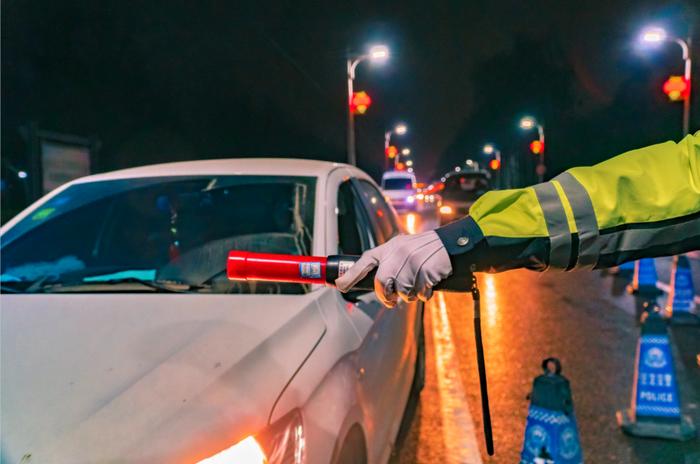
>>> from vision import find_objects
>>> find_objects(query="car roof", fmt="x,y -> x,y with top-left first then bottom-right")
444,170 -> 490,179
381,171 -> 415,180
71,158 -> 347,183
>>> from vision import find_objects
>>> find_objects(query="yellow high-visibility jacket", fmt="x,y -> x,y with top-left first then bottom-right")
436,132 -> 700,274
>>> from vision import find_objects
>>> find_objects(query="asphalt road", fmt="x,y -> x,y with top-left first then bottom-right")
393,210 -> 700,464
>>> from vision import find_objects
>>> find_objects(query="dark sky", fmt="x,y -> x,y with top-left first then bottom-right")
2,0 -> 698,208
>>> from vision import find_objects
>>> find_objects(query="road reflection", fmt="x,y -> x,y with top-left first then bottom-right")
483,274 -> 498,329
405,213 -> 417,234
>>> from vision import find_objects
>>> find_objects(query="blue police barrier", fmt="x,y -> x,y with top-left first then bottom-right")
627,258 -> 662,296
616,308 -> 696,441
521,358 -> 583,464
617,260 -> 635,277
667,255 -> 699,325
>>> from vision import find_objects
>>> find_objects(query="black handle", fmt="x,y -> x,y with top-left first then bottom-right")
326,254 -> 472,292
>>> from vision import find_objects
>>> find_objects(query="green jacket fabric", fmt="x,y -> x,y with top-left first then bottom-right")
435,132 -> 700,275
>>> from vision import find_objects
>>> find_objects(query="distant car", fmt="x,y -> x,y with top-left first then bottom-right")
438,170 -> 491,224
0,159 -> 425,464
381,171 -> 418,212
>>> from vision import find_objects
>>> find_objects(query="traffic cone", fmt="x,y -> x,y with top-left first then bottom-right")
520,358 -> 583,464
616,307 -> 696,441
666,255 -> 699,325
627,258 -> 662,296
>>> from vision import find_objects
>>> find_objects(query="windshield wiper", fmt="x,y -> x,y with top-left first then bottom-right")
27,277 -> 210,294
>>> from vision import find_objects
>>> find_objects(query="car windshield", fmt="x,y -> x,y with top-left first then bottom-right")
383,178 -> 413,190
0,175 -> 316,294
442,174 -> 490,201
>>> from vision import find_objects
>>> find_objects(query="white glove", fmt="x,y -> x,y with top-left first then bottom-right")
335,230 -> 452,307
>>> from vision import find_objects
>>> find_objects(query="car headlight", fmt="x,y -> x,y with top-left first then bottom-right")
439,205 -> 453,215
416,193 -> 424,201
407,195 -> 415,204
197,410 -> 305,464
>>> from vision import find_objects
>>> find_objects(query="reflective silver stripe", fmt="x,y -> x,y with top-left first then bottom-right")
533,183 -> 571,269
555,172 -> 599,269
598,216 -> 700,256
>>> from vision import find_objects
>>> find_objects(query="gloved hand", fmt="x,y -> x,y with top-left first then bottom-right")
335,230 -> 452,307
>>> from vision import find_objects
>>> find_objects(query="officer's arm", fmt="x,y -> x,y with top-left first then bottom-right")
439,131 -> 700,278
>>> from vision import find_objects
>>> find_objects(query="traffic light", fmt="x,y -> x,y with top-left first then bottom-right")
488,158 -> 501,170
662,76 -> 690,102
385,145 -> 398,159
350,91 -> 372,114
530,140 -> 544,155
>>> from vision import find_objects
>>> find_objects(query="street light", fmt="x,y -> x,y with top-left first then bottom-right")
347,44 -> 390,166
368,45 -> 390,61
640,26 -> 667,43
405,159 -> 414,167
638,25 -> 693,135
401,147 -> 411,155
384,123 -> 408,170
519,116 -> 546,183
483,144 -> 503,188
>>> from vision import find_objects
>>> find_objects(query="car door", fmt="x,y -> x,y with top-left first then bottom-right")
336,177 -> 419,462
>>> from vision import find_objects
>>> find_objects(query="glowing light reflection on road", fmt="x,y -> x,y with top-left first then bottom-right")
405,213 -> 417,234
430,292 -> 483,463
483,274 -> 498,329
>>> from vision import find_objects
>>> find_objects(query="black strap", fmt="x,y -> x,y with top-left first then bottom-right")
471,275 -> 494,456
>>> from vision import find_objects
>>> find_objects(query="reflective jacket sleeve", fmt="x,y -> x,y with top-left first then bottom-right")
435,132 -> 700,275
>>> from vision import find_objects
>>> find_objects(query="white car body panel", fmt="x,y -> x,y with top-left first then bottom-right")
0,159 -> 420,464
1,293 -> 326,463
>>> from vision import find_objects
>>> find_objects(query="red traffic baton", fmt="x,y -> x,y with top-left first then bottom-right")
226,250 -> 494,455
226,250 -> 472,292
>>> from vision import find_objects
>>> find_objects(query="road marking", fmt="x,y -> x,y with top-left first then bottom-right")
430,292 -> 483,464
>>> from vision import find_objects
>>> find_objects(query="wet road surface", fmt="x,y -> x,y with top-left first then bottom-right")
394,211 -> 700,464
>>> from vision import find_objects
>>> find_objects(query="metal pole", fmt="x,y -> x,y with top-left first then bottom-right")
346,58 -> 356,166
537,124 -> 545,183
675,37 -> 692,136
384,131 -> 391,171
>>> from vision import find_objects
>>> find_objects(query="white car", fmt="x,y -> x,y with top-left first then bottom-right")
0,159 -> 425,464
380,171 -> 418,212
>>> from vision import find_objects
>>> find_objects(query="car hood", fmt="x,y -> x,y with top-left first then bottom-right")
1,292 -> 326,464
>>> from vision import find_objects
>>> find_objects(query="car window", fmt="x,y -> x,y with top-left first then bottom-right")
0,175 -> 316,294
355,179 -> 399,244
382,178 -> 413,190
442,174 -> 490,201
337,180 -> 375,255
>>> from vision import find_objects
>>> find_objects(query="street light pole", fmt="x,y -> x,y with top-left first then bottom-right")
536,123 -> 545,183
639,27 -> 693,136
676,37 -> 692,135
347,58 -> 357,166
383,123 -> 407,171
346,45 -> 390,166
519,116 -> 546,183
483,144 -> 502,188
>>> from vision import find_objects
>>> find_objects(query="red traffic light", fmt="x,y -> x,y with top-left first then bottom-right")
385,145 -> 398,159
530,140 -> 544,154
350,91 -> 372,114
662,76 -> 690,102
488,158 -> 501,170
